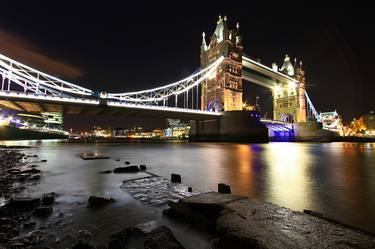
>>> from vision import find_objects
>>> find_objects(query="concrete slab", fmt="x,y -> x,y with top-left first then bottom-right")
217,198 -> 375,249
169,193 -> 375,249
181,192 -> 246,205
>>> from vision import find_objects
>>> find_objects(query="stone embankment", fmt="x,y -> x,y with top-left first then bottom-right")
165,191 -> 375,249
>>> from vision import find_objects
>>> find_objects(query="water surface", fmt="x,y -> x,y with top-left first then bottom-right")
1,140 -> 375,247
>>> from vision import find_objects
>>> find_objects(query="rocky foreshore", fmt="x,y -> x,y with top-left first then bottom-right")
0,146 -> 57,248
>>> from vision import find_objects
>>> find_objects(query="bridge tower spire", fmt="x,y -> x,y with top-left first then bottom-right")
200,15 -> 243,111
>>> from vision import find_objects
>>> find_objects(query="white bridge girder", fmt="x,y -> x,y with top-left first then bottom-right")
0,51 -> 324,123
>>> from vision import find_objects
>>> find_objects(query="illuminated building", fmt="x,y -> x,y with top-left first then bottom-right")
200,16 -> 243,111
41,112 -> 63,130
320,111 -> 344,134
164,119 -> 190,139
152,129 -> 164,138
0,110 -> 44,128
364,111 -> 375,135
351,111 -> 375,136
273,55 -> 307,123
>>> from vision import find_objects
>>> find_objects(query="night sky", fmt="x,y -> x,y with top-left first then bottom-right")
0,2 -> 374,130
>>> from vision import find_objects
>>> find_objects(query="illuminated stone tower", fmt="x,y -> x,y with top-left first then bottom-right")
200,16 -> 243,111
273,55 -> 307,123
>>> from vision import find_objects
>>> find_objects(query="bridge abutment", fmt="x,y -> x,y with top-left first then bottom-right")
189,111 -> 268,143
294,121 -> 334,142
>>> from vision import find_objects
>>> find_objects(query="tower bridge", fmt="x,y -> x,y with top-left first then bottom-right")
0,16 -> 333,142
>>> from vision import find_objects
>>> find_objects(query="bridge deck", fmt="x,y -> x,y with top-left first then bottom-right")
0,91 -> 221,120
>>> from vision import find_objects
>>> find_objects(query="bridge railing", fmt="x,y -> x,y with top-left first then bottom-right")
106,56 -> 224,106
0,53 -> 93,97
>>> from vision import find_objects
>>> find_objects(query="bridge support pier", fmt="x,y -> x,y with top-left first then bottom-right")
294,121 -> 334,142
189,111 -> 268,143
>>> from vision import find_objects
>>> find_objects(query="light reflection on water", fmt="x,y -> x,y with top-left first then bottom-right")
1,140 -> 375,244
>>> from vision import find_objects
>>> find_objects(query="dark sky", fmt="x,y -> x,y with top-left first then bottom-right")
0,2 -> 374,130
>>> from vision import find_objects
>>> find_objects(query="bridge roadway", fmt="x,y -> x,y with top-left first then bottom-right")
0,91 -> 221,120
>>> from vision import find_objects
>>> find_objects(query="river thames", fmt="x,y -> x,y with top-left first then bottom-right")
1,140 -> 374,248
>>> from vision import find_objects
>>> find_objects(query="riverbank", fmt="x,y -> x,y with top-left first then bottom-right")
333,135 -> 375,142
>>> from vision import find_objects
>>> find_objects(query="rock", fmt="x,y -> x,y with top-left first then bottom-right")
29,174 -> 41,181
23,168 -> 42,174
10,230 -> 46,247
99,170 -> 112,174
139,164 -> 147,171
5,197 -> 41,212
107,228 -> 129,249
125,161 -> 130,165
33,206 -> 53,217
188,187 -> 192,192
23,222 -> 36,228
218,183 -> 231,194
16,173 -> 31,182
144,226 -> 185,249
64,233 -> 73,239
41,192 -> 56,206
113,166 -> 139,173
88,196 -> 114,207
129,221 -> 159,234
115,159 -> 120,161
171,174 -> 181,183
78,229 -> 93,237
72,240 -> 96,249
40,159 -> 47,162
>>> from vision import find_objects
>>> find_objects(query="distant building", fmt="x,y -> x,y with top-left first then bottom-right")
152,129 -> 164,138
364,111 -> 375,136
164,119 -> 190,139
0,110 -> 44,129
320,111 -> 344,134
350,111 -> 375,136
41,112 -> 63,130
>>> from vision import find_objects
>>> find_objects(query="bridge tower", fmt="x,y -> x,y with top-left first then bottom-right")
200,16 -> 243,112
273,55 -> 306,123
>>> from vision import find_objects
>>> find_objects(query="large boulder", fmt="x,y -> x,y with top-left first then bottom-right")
139,165 -> 147,171
32,206 -> 53,217
108,225 -> 185,249
41,192 -> 55,206
218,183 -> 231,194
88,196 -> 114,207
113,166 -> 139,173
72,240 -> 96,249
171,174 -> 181,183
107,228 -> 129,249
144,226 -> 185,249
5,197 -> 41,212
